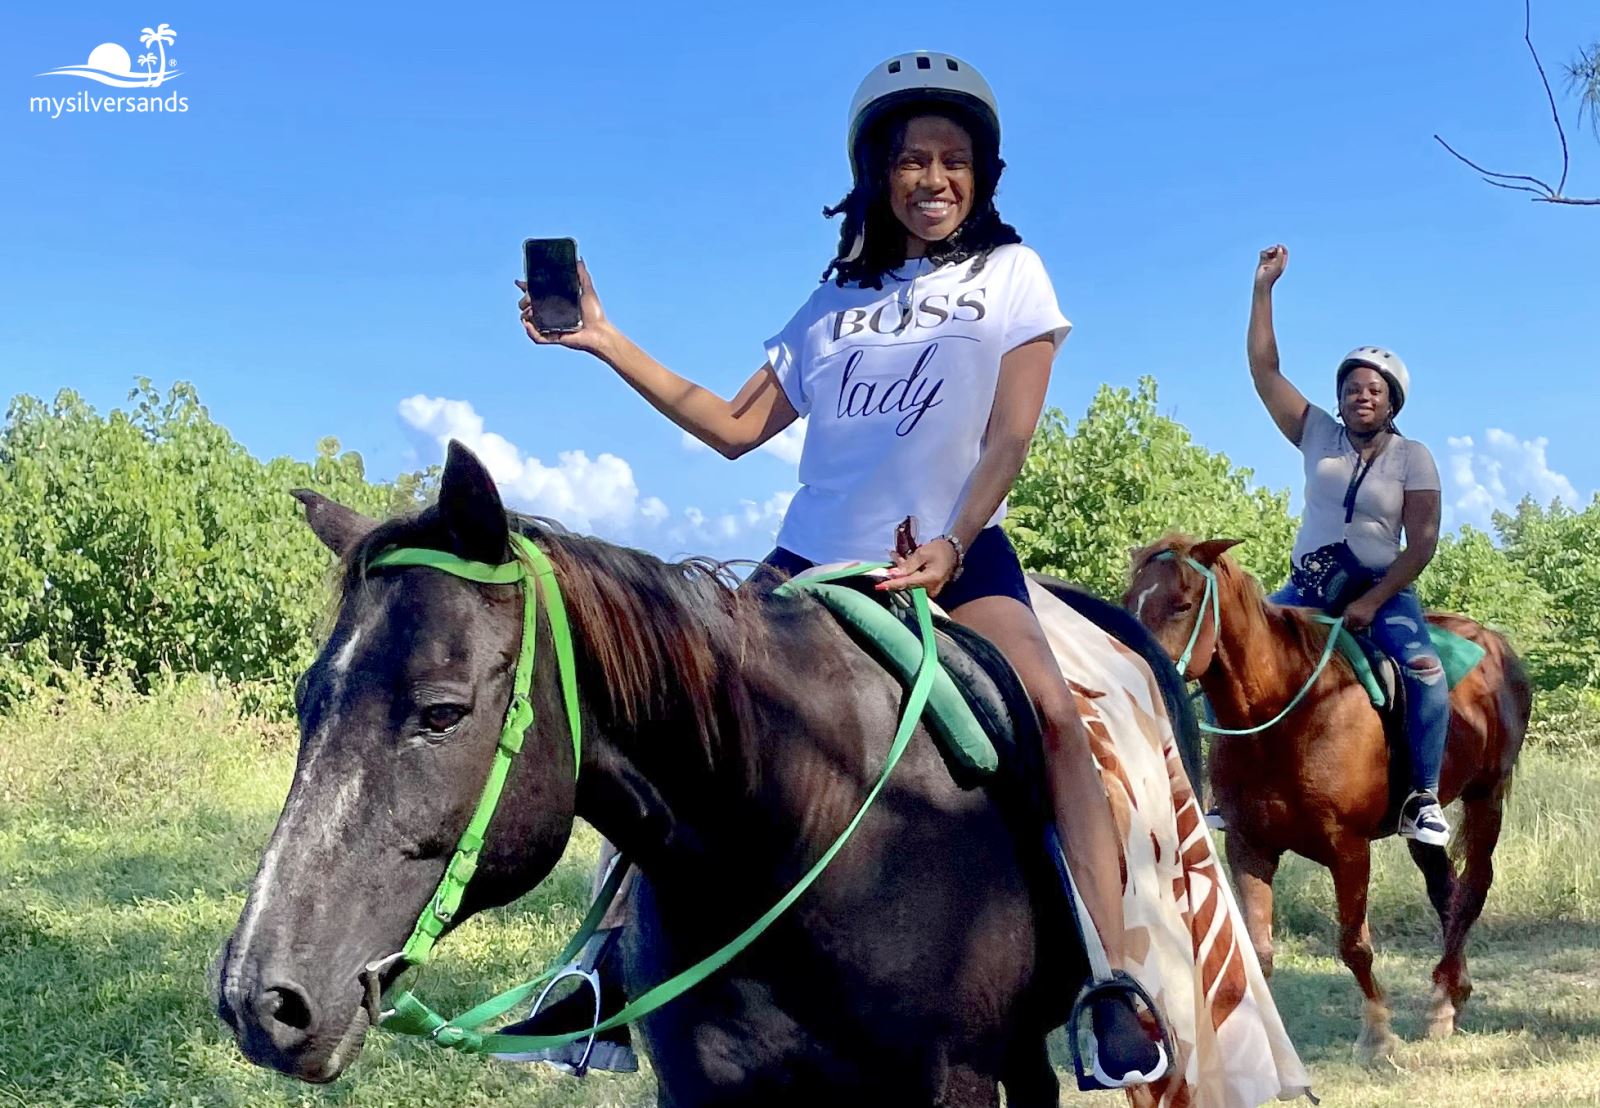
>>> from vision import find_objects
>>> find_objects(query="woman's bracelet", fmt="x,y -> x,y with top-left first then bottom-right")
937,533 -> 966,581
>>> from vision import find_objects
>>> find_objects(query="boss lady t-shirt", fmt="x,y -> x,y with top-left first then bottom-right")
764,244 -> 1070,566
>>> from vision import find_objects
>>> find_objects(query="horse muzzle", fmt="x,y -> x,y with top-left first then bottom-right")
216,942 -> 370,1083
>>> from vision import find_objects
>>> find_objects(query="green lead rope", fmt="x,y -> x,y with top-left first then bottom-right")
1156,551 -> 1344,738
364,550 -> 938,1055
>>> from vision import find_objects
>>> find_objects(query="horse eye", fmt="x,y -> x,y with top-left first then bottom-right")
420,705 -> 467,734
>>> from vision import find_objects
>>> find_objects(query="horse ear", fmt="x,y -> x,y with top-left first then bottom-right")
438,440 -> 510,562
291,489 -> 378,557
1190,538 -> 1245,568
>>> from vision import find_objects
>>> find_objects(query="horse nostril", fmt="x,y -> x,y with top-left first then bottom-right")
256,983 -> 316,1049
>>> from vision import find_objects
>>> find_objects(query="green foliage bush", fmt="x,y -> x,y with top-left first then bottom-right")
1008,377 -> 1298,599
1,377 -> 1595,735
0,381 -> 433,710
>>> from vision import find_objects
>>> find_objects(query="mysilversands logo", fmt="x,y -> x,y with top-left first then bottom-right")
30,23 -> 190,118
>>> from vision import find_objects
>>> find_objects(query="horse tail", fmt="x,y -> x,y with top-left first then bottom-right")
1027,573 -> 1205,793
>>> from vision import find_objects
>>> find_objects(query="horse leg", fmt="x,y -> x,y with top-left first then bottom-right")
1225,833 -> 1281,978
1433,786 -> 1507,1033
938,1062 -> 1002,1108
1405,836 -> 1460,1039
998,1035 -> 1057,1108
1330,841 -> 1397,1064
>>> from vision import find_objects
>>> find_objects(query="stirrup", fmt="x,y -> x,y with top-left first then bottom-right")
488,963 -> 602,1074
1067,972 -> 1174,1091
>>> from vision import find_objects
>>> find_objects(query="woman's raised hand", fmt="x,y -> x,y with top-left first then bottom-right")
1254,244 -> 1288,290
518,259 -> 616,358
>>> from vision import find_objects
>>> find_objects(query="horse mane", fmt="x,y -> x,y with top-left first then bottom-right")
1132,533 -> 1343,672
339,509 -> 760,743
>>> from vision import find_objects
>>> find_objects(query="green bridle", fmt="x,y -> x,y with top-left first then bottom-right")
352,538 -> 938,1056
361,533 -> 580,980
1153,551 -> 1343,738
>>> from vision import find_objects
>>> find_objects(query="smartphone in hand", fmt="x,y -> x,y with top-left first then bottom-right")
522,237 -> 582,334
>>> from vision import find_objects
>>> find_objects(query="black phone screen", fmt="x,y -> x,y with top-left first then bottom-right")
523,238 -> 582,333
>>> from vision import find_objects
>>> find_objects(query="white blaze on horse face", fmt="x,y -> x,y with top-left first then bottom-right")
223,727 -> 332,1015
1133,579 -> 1160,620
223,607 -> 381,1017
332,626 -> 363,675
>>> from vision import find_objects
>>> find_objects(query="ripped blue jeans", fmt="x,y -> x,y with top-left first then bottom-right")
1270,581 -> 1448,795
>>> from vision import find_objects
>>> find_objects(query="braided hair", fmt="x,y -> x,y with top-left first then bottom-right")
820,103 -> 1021,289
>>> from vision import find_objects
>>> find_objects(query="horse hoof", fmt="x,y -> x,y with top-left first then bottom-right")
1355,1029 -> 1401,1067
1425,985 -> 1457,1039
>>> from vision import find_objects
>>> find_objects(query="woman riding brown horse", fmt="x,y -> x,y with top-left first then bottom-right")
1126,534 -> 1530,1061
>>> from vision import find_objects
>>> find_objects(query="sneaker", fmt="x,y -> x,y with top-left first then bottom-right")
1204,807 -> 1226,832
1399,790 -> 1450,847
1087,993 -> 1169,1089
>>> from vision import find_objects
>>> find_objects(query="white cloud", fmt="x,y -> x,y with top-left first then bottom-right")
399,395 -> 645,533
1445,428 -> 1581,530
758,419 -> 807,465
400,394 -> 795,559
679,417 -> 807,466
665,490 -> 794,554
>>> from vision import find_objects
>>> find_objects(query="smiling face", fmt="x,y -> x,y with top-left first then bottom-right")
887,114 -> 977,256
1338,365 -> 1394,435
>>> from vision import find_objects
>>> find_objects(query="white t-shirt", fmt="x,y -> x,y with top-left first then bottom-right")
764,243 -> 1071,565
1291,405 -> 1442,571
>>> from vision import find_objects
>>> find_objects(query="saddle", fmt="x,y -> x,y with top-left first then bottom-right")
1330,622 -> 1486,713
1328,621 -> 1488,823
772,573 -> 1037,788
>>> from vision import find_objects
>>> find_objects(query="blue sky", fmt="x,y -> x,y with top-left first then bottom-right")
4,1 -> 1597,561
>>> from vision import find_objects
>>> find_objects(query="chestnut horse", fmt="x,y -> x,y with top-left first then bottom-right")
1125,535 -> 1530,1061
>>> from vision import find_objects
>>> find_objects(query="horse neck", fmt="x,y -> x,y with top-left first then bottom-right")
566,589 -> 859,917
562,587 -> 771,882
1197,563 -> 1313,726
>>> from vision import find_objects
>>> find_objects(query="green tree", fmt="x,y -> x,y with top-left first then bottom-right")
1415,524 -> 1557,681
1008,377 -> 1297,599
0,381 -> 433,709
1496,495 -> 1600,690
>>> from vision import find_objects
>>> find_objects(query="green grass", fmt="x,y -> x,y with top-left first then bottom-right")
4,679 -> 1598,1107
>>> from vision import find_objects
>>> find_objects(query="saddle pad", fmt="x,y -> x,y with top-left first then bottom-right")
1333,623 -> 1489,708
774,579 -> 999,778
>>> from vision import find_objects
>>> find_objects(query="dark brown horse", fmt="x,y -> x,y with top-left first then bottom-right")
216,442 -> 1208,1106
1125,535 -> 1531,1061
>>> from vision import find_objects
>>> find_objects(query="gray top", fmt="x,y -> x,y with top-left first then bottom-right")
1290,405 -> 1440,572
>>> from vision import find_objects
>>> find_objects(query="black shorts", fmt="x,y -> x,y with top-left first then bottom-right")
762,525 -> 1033,611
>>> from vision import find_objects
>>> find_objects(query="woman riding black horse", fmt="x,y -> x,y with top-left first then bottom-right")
519,51 -> 1169,1086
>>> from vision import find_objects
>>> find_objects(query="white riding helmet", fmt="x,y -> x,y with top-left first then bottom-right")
846,52 -> 1000,181
1336,346 -> 1410,416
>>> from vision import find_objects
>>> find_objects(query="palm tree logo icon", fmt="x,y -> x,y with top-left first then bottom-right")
38,23 -> 183,88
138,24 -> 176,88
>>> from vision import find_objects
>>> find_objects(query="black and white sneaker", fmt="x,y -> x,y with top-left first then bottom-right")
1204,807 -> 1226,832
1398,790 -> 1450,847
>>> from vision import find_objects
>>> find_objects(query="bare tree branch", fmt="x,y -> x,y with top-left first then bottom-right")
1479,176 -> 1554,196
1434,0 -> 1599,206
1522,0 -> 1571,195
1432,135 -> 1559,195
